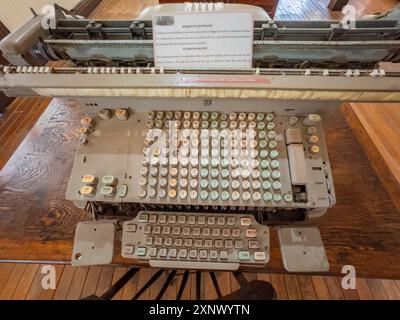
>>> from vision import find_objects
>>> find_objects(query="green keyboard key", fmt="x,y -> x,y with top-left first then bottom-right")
136,247 -> 146,256
221,191 -> 230,201
238,251 -> 251,260
210,191 -> 219,201
200,190 -> 209,200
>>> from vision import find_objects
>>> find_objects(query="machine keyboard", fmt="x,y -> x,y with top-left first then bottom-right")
122,211 -> 270,270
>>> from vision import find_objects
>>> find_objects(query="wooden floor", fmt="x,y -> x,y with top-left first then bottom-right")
1,262 -> 400,300
1,0 -> 400,300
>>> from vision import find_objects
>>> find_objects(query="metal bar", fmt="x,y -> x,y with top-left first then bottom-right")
176,271 -> 190,301
209,272 -> 222,299
100,267 -> 140,300
155,270 -> 177,300
196,271 -> 201,300
131,269 -> 164,300
233,271 -> 248,287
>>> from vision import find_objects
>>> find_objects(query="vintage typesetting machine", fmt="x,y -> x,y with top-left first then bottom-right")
1,3 -> 400,271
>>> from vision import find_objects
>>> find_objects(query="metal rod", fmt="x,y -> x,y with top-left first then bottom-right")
131,269 -> 164,300
155,270 -> 177,300
233,271 -> 248,287
176,271 -> 190,301
196,271 -> 201,300
209,272 -> 222,299
100,267 -> 140,300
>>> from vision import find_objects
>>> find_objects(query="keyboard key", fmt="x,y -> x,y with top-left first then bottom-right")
212,228 -> 221,237
219,251 -> 228,260
154,237 -> 163,246
153,226 -> 161,235
238,251 -> 250,260
188,216 -> 196,225
215,240 -> 223,248
149,214 -> 157,223
248,240 -> 261,249
202,228 -> 211,237
136,247 -> 146,256
145,236 -> 153,245
168,248 -> 177,258
184,239 -> 193,247
234,240 -> 244,249
240,217 -> 252,226
164,237 -> 172,246
199,250 -> 208,259
227,217 -> 236,226
182,227 -> 190,236
144,225 -> 152,235
162,226 -> 171,235
138,214 -> 148,223
195,239 -> 203,247
159,248 -> 167,257
222,229 -> 230,237
126,224 -> 137,232
210,250 -> 218,259
174,238 -> 183,247
198,216 -> 206,225
179,249 -> 188,258
204,239 -> 213,248
149,247 -> 157,257
123,245 -> 134,254
245,229 -> 258,238
193,228 -> 201,236
168,215 -> 177,224
189,250 -> 197,259
217,217 -> 226,225
254,252 -> 266,261
159,215 -> 167,224
232,229 -> 241,237
207,216 -> 216,225
172,226 -> 181,235
224,240 -> 233,249
178,215 -> 186,224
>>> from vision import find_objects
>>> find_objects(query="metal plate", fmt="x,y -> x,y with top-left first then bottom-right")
278,227 -> 329,272
71,220 -> 116,266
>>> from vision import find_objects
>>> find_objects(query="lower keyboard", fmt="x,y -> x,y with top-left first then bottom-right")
121,211 -> 270,270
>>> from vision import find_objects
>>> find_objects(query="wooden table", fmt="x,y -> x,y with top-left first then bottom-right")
0,98 -> 399,279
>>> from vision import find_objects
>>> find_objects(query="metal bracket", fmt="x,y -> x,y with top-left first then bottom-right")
278,227 -> 329,272
72,220 -> 116,266
129,21 -> 146,39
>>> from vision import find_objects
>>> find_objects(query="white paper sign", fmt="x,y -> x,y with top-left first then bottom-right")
152,11 -> 253,69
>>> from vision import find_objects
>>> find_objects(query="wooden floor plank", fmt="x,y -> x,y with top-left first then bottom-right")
324,277 -> 345,300
110,267 -> 129,300
366,279 -> 389,300
66,267 -> 89,300
0,264 -> 28,299
311,276 -> 331,300
284,275 -> 302,300
0,263 -> 15,291
136,268 -> 154,300
121,268 -> 139,300
95,266 -> 115,297
11,264 -> 40,300
53,265 -> 76,300
380,279 -> 400,300
80,266 -> 102,299
216,272 -> 231,298
297,275 -> 317,300
355,278 -> 374,300
269,274 -> 288,300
